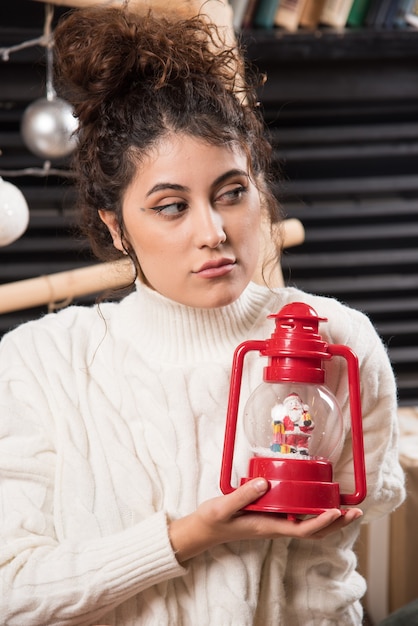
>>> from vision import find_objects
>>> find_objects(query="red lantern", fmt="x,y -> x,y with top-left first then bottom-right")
220,302 -> 366,518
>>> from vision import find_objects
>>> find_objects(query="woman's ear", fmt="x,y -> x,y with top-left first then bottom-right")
98,209 -> 125,253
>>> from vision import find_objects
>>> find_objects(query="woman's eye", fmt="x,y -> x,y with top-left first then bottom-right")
152,201 -> 188,216
217,185 -> 248,205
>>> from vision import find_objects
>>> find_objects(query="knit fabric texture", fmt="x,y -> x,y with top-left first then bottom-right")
0,281 -> 405,625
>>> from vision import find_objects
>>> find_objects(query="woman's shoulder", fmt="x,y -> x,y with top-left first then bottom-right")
276,286 -> 365,318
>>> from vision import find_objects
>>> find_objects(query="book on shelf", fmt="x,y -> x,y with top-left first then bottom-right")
364,0 -> 383,25
383,0 -> 406,27
346,0 -> 372,26
299,0 -> 327,29
405,0 -> 418,26
364,0 -> 394,26
253,0 -> 281,28
376,0 -> 398,26
393,0 -> 416,27
274,0 -> 309,31
230,0 -> 252,30
241,0 -> 262,28
320,0 -> 356,28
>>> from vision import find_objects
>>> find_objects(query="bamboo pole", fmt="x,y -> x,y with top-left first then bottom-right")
0,259 -> 134,315
32,0 -> 236,48
33,0 -> 202,9
32,0 -> 235,31
32,0 -> 229,12
0,219 -> 304,314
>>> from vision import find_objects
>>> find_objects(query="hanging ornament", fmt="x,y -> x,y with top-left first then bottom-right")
0,178 -> 30,247
21,5 -> 78,161
21,96 -> 78,160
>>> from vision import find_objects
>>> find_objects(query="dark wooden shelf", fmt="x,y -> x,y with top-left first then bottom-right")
242,27 -> 418,61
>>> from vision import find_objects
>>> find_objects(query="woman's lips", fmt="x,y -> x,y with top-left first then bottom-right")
194,258 -> 236,278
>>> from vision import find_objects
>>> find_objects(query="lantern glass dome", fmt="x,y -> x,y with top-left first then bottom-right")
243,381 -> 344,466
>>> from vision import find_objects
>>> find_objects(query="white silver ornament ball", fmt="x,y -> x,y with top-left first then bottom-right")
21,97 -> 78,160
0,178 -> 30,246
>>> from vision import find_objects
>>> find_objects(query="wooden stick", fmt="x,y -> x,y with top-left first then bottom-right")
32,0 -> 200,10
0,219 -> 304,314
0,259 -> 134,315
32,0 -> 236,47
32,0 -> 235,28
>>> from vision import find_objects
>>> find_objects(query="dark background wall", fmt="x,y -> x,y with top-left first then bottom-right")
1,1 -> 417,404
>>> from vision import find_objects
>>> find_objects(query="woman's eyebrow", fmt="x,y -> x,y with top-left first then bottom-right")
145,169 -> 249,198
212,169 -> 248,188
146,183 -> 189,197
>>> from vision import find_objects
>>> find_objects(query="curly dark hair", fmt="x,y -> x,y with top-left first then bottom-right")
53,6 -> 281,265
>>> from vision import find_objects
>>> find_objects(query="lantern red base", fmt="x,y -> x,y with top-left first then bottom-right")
240,456 -> 341,516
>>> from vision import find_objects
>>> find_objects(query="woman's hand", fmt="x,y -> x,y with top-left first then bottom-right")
168,478 -> 363,564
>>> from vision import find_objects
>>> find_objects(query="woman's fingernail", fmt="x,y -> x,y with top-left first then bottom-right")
254,478 -> 268,493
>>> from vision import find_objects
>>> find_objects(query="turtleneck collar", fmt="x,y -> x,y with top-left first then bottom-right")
116,280 -> 282,365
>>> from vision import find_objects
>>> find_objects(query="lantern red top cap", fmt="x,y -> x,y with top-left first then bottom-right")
263,302 -> 330,384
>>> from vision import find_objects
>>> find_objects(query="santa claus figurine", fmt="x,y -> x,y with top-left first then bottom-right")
270,392 -> 314,456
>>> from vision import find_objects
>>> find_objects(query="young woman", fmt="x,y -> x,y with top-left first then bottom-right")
0,6 -> 404,625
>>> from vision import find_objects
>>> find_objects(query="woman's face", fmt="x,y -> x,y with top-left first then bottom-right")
100,133 -> 261,308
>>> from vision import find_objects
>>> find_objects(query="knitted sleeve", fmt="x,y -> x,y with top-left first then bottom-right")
0,322 -> 185,626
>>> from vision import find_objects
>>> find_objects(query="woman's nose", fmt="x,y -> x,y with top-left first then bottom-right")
193,205 -> 226,248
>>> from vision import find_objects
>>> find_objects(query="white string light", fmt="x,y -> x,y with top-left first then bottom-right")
0,177 -> 30,247
0,160 -> 75,179
0,35 -> 51,62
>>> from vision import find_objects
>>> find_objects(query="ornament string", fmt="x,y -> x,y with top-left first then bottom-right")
45,4 -> 57,102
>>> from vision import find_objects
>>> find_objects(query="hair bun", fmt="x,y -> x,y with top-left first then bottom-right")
54,6 -> 240,126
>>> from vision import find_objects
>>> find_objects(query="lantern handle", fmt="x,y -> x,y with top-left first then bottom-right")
327,344 -> 367,505
220,340 -> 266,495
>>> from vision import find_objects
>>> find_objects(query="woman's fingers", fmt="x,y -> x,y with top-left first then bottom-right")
298,507 -> 364,539
218,478 -> 270,516
171,480 -> 363,563
213,479 -> 363,540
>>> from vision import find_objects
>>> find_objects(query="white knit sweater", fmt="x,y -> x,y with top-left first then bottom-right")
0,281 -> 405,625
